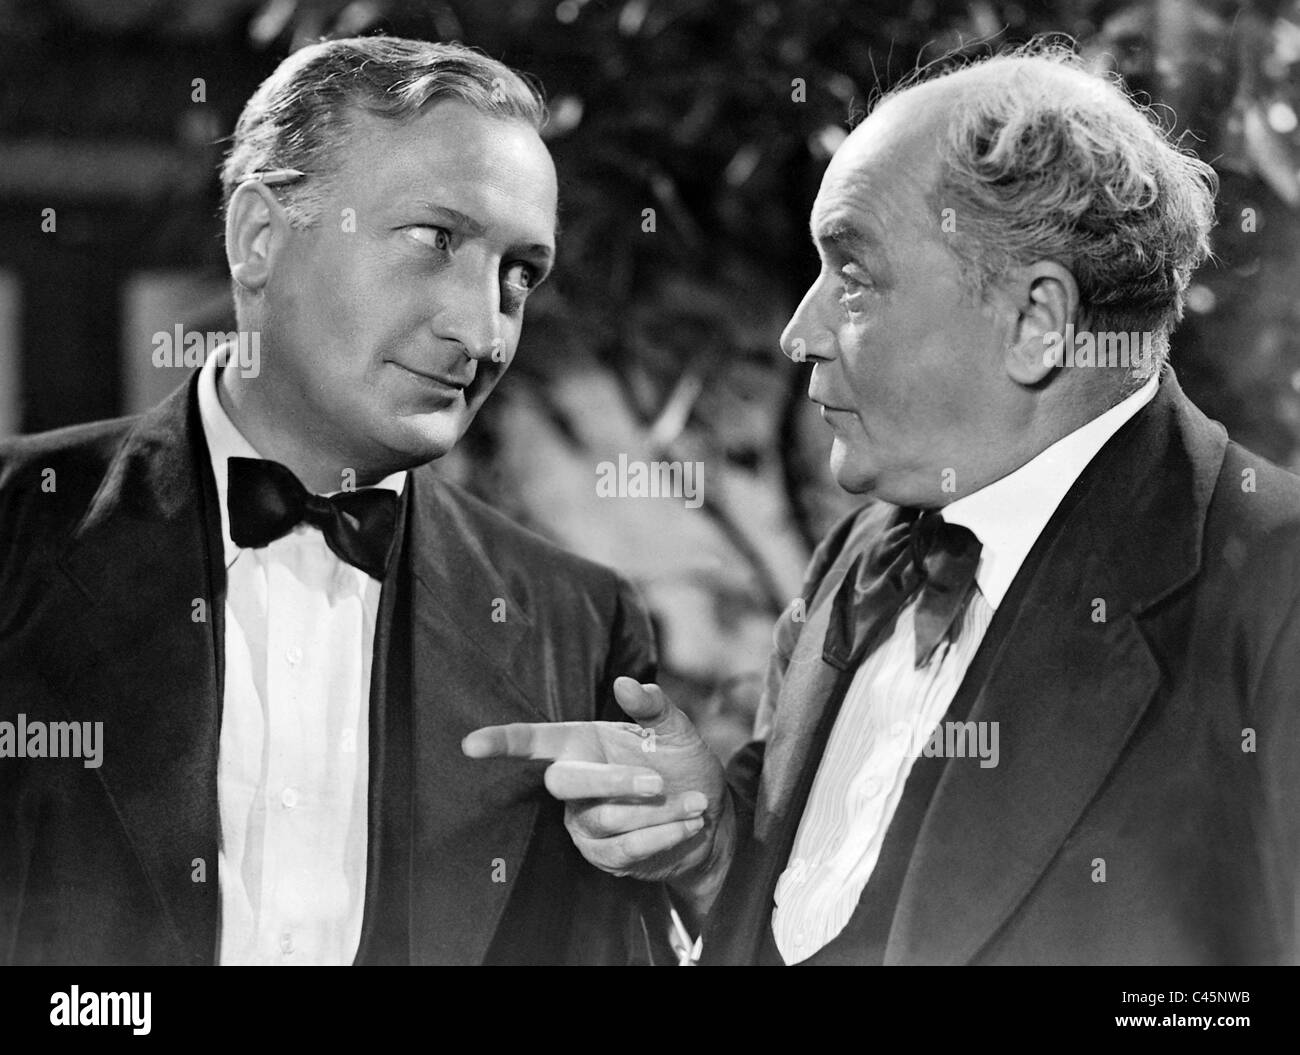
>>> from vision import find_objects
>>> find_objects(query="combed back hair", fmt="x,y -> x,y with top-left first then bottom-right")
220,35 -> 546,229
878,40 -> 1217,375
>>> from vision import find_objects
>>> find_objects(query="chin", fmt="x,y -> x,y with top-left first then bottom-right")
375,411 -> 468,469
829,441 -> 876,496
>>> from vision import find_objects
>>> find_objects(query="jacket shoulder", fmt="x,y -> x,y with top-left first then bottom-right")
419,470 -> 630,595
416,470 -> 658,696
416,470 -> 655,663
0,415 -> 134,497
1193,440 -> 1300,697
0,416 -> 135,579
1207,442 -> 1300,585
1215,441 -> 1300,520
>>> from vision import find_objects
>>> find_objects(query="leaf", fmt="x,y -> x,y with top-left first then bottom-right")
1243,101 -> 1300,207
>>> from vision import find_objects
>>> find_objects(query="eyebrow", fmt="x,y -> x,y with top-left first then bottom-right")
811,218 -> 878,255
410,200 -> 556,260
412,202 -> 486,236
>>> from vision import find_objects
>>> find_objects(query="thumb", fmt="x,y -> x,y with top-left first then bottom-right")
612,677 -> 694,737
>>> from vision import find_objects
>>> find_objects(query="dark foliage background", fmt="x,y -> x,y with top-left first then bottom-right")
2,0 -> 1298,755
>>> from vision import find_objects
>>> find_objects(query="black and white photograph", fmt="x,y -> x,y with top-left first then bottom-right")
0,0 -> 1296,1034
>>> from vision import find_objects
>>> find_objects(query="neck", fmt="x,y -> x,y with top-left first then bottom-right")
935,379 -> 1126,506
218,365 -> 386,493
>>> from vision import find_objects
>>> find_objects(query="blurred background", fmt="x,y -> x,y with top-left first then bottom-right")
2,0 -> 1298,759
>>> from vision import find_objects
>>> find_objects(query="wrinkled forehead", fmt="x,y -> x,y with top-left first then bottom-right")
811,92 -> 949,239
336,103 -> 558,226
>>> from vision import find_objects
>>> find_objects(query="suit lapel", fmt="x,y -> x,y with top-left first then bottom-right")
754,504 -> 894,844
886,370 -> 1228,964
352,476 -> 414,964
754,598 -> 846,845
697,504 -> 889,963
38,375 -> 224,965
402,472 -> 554,965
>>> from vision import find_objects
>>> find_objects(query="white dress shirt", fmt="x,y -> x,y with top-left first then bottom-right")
772,375 -> 1159,963
196,348 -> 405,965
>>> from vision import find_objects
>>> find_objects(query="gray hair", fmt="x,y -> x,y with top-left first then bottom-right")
881,40 -> 1217,376
220,35 -> 546,229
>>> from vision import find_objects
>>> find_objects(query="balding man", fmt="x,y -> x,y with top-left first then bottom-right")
467,44 -> 1300,965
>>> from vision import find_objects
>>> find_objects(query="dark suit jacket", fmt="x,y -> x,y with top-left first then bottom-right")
0,374 -> 659,965
703,369 -> 1300,965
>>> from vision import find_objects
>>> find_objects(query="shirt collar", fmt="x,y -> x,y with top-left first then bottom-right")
940,373 -> 1159,610
196,345 -> 407,568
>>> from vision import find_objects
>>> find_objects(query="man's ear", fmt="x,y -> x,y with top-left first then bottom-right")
1002,261 -> 1080,385
225,182 -> 287,294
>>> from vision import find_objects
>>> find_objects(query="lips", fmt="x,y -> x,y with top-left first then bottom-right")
810,395 -> 851,413
395,363 -> 472,390
421,373 -> 469,389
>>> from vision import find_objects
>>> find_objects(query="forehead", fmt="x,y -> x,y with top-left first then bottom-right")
332,101 -> 558,240
811,88 -> 948,243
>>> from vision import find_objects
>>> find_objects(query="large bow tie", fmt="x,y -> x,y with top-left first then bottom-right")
226,457 -> 399,580
823,509 -> 982,670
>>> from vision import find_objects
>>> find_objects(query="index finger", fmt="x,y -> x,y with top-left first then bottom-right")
462,720 -> 598,761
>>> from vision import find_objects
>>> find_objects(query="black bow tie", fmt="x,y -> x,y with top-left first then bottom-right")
226,457 -> 399,580
823,509 -> 982,670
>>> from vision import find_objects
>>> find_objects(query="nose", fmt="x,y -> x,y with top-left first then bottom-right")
780,272 -> 838,365
436,258 -> 505,362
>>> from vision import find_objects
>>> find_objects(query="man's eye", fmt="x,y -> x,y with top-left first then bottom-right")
406,225 -> 451,251
503,261 -> 536,291
501,262 -> 538,312
839,265 -> 872,290
837,267 -> 873,312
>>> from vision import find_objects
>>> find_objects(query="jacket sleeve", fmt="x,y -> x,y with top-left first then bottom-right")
1251,586 -> 1300,963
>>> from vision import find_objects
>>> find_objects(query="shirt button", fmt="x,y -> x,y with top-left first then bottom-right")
285,646 -> 302,666
280,786 -> 299,809
280,932 -> 294,954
